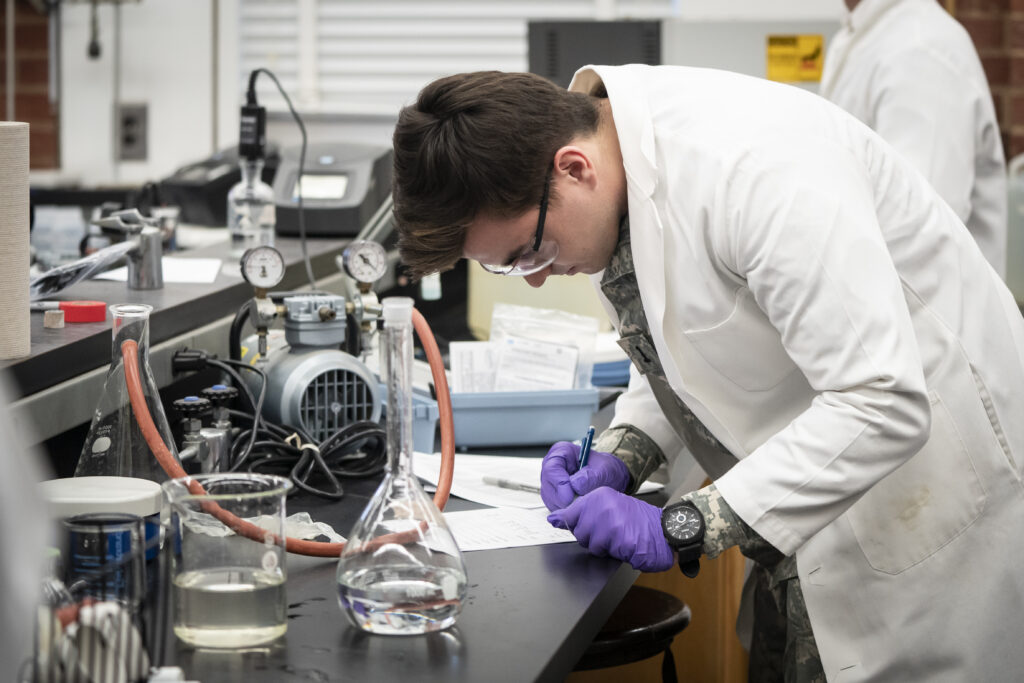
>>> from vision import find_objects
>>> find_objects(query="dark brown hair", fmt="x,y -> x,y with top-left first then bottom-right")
392,71 -> 600,278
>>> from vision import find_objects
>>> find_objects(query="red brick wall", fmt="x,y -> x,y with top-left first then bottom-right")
950,0 -> 1024,158
0,0 -> 58,169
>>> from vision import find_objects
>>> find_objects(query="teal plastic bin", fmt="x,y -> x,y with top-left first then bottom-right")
411,388 -> 600,450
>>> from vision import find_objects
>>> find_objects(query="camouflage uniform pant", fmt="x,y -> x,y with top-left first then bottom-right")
748,556 -> 826,683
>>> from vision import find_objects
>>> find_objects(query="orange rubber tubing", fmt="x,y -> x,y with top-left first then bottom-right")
121,306 -> 455,557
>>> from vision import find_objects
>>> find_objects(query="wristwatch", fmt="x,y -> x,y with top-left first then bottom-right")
661,501 -> 705,578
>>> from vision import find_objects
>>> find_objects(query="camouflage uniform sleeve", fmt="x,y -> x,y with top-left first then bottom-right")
592,424 -> 667,496
681,484 -> 785,566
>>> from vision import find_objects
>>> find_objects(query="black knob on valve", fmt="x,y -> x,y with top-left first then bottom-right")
201,384 -> 239,407
173,395 -> 212,418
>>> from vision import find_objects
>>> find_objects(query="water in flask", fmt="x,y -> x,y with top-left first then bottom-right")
336,297 -> 468,635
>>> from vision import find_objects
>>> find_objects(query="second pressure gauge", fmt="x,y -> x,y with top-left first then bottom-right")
341,240 -> 387,284
240,245 -> 285,290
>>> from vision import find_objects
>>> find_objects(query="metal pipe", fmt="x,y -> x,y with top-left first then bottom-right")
6,0 -> 15,121
112,0 -> 120,178
211,0 -> 218,153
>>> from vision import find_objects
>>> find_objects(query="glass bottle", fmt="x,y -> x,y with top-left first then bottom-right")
76,304 -> 180,481
227,158 -> 276,256
336,297 -> 467,635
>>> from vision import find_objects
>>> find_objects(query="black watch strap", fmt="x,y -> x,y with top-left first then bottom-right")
676,543 -> 702,578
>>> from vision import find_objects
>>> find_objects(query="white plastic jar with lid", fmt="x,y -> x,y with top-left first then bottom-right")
39,476 -> 163,561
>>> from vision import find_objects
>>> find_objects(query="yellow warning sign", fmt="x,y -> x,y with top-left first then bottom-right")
766,35 -> 824,83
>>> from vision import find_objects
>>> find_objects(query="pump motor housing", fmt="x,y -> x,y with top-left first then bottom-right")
246,347 -> 381,442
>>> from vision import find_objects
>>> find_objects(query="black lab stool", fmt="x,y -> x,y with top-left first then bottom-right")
573,585 -> 692,682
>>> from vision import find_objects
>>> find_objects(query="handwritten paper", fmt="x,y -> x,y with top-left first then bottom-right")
443,506 -> 575,551
414,451 -> 664,510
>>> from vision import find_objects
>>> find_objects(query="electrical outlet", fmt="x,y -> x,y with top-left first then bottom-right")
117,103 -> 148,161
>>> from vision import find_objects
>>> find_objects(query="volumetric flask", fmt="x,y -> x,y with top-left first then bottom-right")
76,304 -> 180,482
336,297 -> 468,635
162,473 -> 291,648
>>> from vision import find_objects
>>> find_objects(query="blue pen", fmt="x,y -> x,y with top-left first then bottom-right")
578,425 -> 596,469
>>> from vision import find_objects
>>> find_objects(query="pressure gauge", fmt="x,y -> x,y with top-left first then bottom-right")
341,240 -> 387,284
240,245 -> 285,290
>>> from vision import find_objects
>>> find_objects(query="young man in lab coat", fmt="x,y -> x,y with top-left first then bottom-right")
821,0 -> 1007,277
391,66 -> 1024,681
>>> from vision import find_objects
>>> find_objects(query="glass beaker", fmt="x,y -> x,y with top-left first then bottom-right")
161,473 -> 291,648
76,304 -> 180,482
336,297 -> 468,635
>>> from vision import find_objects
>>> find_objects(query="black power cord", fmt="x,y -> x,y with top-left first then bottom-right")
245,68 -> 316,291
173,349 -> 386,500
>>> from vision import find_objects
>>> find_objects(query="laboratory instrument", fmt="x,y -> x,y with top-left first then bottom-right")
173,395 -> 232,474
273,142 -> 392,237
230,242 -> 390,443
75,304 -> 181,482
162,473 -> 292,648
240,245 -> 286,291
159,144 -> 280,227
243,293 -> 383,441
29,209 -> 165,300
340,239 -> 388,284
123,306 -> 455,558
336,297 -> 467,635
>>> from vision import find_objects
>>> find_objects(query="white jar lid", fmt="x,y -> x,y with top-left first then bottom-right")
39,476 -> 162,518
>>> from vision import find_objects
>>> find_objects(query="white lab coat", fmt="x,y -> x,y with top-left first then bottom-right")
571,64 -> 1024,682
821,0 -> 1007,277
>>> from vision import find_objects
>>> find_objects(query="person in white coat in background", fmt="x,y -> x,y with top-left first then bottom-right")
391,65 -> 1024,681
821,0 -> 1008,277
0,373 -> 52,676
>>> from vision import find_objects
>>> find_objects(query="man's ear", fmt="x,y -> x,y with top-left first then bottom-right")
553,146 -> 596,187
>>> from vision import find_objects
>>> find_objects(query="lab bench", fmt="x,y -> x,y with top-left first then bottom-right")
169,473 -> 642,683
3,234 -> 353,453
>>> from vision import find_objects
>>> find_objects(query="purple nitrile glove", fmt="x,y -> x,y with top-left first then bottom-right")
540,441 -> 631,512
547,487 -> 674,572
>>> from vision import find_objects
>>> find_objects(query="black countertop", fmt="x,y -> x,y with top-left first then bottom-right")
169,473 -> 640,683
4,235 -> 350,398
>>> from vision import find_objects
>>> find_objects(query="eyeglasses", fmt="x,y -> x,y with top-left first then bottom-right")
479,173 -> 559,276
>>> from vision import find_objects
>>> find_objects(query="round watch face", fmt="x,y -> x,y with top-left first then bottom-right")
341,240 -> 387,283
663,505 -> 703,542
240,245 -> 285,289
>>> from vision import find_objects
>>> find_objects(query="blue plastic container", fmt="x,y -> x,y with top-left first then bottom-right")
411,388 -> 600,450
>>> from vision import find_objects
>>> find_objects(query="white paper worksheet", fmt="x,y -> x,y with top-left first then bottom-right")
413,451 -> 664,509
442,506 -> 575,551
414,452 -> 547,508
493,335 -> 579,391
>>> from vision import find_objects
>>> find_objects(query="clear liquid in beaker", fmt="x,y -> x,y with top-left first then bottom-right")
337,564 -> 466,635
173,567 -> 286,648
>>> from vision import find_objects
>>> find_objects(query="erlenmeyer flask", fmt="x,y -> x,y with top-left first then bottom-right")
336,297 -> 467,635
75,304 -> 180,481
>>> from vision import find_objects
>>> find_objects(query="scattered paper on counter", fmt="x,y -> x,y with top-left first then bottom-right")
95,257 -> 222,284
413,451 -> 664,510
443,506 -> 575,551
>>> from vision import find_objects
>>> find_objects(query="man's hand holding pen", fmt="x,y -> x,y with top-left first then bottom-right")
541,430 -> 672,572
539,438 -> 630,511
